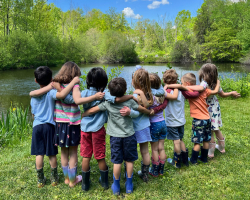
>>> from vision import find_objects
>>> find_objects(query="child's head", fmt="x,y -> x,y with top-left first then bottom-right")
149,73 -> 161,89
163,69 -> 178,84
34,66 -> 52,86
53,61 -> 81,84
86,67 -> 108,92
132,69 -> 153,105
199,63 -> 218,89
108,77 -> 127,97
181,73 -> 196,86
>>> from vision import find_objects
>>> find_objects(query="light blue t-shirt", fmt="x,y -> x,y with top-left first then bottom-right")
80,87 -> 116,132
151,85 -> 165,97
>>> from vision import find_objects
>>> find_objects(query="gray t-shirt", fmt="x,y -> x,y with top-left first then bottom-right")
98,99 -> 139,138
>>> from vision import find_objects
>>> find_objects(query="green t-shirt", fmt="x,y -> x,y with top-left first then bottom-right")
98,99 -> 139,138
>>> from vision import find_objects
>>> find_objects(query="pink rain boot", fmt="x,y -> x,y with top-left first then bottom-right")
215,137 -> 225,153
208,142 -> 216,158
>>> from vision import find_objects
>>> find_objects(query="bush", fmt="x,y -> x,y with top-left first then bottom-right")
170,40 -> 192,62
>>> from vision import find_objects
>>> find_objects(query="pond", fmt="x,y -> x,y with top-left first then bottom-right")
0,63 -> 249,114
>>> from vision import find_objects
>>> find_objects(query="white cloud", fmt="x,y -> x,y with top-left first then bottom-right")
230,0 -> 246,2
147,0 -> 169,9
122,7 -> 142,19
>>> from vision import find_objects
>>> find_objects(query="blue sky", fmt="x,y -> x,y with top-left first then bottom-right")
47,0 -> 204,21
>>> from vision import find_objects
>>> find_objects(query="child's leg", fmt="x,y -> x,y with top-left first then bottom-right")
68,146 -> 82,187
125,161 -> 134,194
49,155 -> 59,186
97,158 -> 108,171
167,140 -> 181,168
193,143 -> 201,151
140,142 -> 150,165
113,164 -> 122,180
36,155 -> 46,188
158,139 -> 166,160
49,155 -> 57,168
174,139 -> 181,154
125,161 -> 134,178
150,141 -> 159,162
214,129 -> 225,153
112,163 -> 121,195
180,140 -> 186,152
61,147 -> 70,184
36,155 -> 44,169
82,157 -> 91,172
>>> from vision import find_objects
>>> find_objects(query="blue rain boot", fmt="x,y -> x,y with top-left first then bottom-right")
111,174 -> 120,195
125,173 -> 133,194
167,152 -> 181,168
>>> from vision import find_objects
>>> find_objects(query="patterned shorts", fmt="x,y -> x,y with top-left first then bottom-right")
191,118 -> 211,144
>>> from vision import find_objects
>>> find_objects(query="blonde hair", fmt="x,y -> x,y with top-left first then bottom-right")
149,73 -> 164,104
182,73 -> 196,85
133,69 -> 153,106
53,61 -> 81,84
163,69 -> 178,84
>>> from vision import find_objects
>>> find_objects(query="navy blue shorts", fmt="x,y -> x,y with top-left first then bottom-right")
31,123 -> 58,156
191,118 -> 211,144
167,126 -> 184,140
110,134 -> 138,164
150,121 -> 168,142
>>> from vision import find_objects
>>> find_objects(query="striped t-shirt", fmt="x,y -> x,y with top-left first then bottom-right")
54,84 -> 81,125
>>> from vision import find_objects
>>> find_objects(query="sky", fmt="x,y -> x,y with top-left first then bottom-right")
47,0 -> 205,22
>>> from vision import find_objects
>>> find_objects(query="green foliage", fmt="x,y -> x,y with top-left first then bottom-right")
0,105 -> 32,147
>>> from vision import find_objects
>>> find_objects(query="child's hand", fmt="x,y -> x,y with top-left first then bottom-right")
82,112 -> 87,117
164,84 -> 168,91
120,106 -> 131,116
73,76 -> 80,84
95,92 -> 105,100
217,79 -> 220,85
149,109 -> 154,116
231,91 -> 241,98
52,82 -> 61,91
133,89 -> 143,95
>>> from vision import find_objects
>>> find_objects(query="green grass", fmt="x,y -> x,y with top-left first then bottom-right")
0,97 -> 249,199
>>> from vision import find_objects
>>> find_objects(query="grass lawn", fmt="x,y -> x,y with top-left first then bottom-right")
0,97 -> 249,200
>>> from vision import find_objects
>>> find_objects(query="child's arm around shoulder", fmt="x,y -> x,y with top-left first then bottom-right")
54,77 -> 80,99
164,85 -> 179,100
82,105 -> 101,117
133,89 -> 150,108
29,84 -> 53,97
73,87 -> 104,105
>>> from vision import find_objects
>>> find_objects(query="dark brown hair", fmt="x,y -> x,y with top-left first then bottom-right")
149,73 -> 161,89
132,69 -> 153,106
182,73 -> 196,85
53,61 -> 81,84
108,77 -> 127,97
163,69 -> 178,84
199,63 -> 218,89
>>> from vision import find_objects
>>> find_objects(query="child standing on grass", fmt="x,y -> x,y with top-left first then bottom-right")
73,67 -> 135,191
30,66 -> 80,188
168,73 -> 220,164
187,63 -> 240,158
81,77 -> 151,195
162,69 -> 199,169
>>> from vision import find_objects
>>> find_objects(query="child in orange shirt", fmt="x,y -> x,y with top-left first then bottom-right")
168,73 -> 220,164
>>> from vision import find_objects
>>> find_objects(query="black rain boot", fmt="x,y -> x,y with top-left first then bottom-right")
190,149 -> 199,164
138,161 -> 150,182
198,147 -> 208,163
167,152 -> 181,168
99,167 -> 109,189
82,168 -> 90,191
181,148 -> 189,167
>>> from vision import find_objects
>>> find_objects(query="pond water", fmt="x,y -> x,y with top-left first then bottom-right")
0,63 -> 249,114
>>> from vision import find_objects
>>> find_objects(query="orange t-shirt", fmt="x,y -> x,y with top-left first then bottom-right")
188,88 -> 211,120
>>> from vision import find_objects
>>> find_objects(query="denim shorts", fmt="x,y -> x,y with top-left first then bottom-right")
150,121 -> 168,142
167,125 -> 184,140
191,118 -> 211,144
110,134 -> 138,164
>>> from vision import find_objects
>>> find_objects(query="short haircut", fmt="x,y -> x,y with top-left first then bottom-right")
34,66 -> 52,86
163,69 -> 178,84
108,77 -> 127,97
182,73 -> 196,85
86,67 -> 108,92
149,73 -> 161,89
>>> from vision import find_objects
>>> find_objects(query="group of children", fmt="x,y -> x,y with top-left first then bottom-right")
30,62 -> 240,195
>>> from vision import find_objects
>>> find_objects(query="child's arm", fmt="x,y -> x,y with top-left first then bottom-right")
137,105 -> 151,115
209,80 -> 220,95
166,84 -> 188,91
218,90 -> 241,98
134,89 -> 150,108
152,99 -> 168,115
115,95 -> 134,103
120,106 -> 140,118
81,106 -> 101,117
73,87 -> 105,105
54,77 -> 80,99
165,88 -> 179,100
151,85 -> 165,97
186,85 -> 204,92
29,84 -> 53,97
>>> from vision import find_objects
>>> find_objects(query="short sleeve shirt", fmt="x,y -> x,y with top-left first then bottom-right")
98,99 -> 139,137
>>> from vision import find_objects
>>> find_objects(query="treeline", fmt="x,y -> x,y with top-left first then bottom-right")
0,0 -> 250,70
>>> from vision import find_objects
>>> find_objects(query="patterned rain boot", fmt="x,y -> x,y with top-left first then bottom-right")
36,168 -> 46,188
111,174 -> 120,195
149,158 -> 159,177
82,168 -> 91,191
125,173 -> 133,194
216,137 -> 226,153
99,167 -> 109,189
50,167 -> 59,186
167,152 -> 181,168
181,148 -> 189,167
138,161 -> 150,182
68,167 -> 82,188
189,149 -> 199,164
198,146 -> 208,163
62,165 -> 69,184
158,158 -> 166,175
208,142 -> 216,158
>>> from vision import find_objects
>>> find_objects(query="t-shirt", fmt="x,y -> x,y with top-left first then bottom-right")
149,96 -> 165,123
200,80 -> 222,101
98,99 -> 139,137
188,88 -> 212,120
